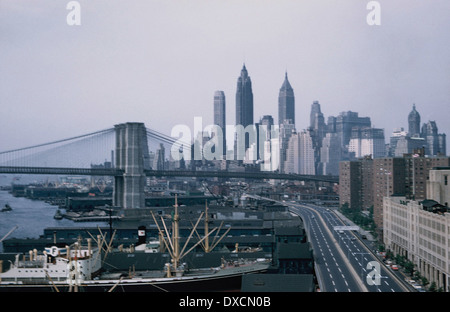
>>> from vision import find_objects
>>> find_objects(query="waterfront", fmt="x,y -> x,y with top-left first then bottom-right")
0,189 -> 107,252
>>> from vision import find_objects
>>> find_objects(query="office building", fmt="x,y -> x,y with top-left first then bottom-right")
348,127 -> 385,158
278,120 -> 295,173
235,64 -> 254,153
213,90 -> 226,158
309,101 -> 327,172
389,128 -> 426,157
334,111 -> 371,149
422,121 -> 446,156
408,104 -> 421,137
284,130 -> 315,175
278,72 -> 295,127
384,167 -> 450,291
319,132 -> 342,176
236,64 -> 254,128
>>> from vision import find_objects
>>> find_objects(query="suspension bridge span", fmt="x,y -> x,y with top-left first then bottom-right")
0,122 -> 338,208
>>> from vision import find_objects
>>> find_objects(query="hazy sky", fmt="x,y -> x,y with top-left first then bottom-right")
1,0 -> 449,152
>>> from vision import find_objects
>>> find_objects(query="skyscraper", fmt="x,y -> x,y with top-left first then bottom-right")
320,132 -> 342,176
284,130 -> 315,175
235,64 -> 254,152
213,90 -> 226,157
422,121 -> 446,156
334,111 -> 372,149
348,127 -> 385,158
279,120 -> 295,173
310,101 -> 325,133
278,72 -> 295,126
309,101 -> 326,172
408,104 -> 421,137
236,64 -> 254,128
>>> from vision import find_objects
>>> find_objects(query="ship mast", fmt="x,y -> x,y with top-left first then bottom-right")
150,195 -> 220,277
204,200 -> 210,253
172,195 -> 180,269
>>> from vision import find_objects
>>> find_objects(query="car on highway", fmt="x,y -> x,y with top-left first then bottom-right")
391,264 -> 399,270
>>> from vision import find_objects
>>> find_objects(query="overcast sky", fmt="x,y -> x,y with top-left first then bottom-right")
1,0 -> 449,152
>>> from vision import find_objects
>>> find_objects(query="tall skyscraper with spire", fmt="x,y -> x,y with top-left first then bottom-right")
278,72 -> 295,127
235,64 -> 254,128
235,64 -> 254,153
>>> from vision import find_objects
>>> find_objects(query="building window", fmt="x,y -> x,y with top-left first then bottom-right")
444,175 -> 448,186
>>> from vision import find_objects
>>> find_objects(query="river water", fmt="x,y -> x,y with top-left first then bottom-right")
0,189 -> 108,252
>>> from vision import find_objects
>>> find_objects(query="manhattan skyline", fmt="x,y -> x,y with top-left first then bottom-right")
1,0 -> 449,152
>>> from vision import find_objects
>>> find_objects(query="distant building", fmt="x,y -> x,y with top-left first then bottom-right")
236,64 -> 254,128
348,127 -> 385,158
334,111 -> 372,149
278,121 -> 296,173
284,130 -> 315,175
153,143 -> 166,170
213,90 -> 226,158
278,72 -> 295,127
257,115 -> 275,165
319,132 -> 342,176
235,64 -> 254,152
389,127 -> 426,157
309,101 -> 326,172
408,104 -> 421,137
422,121 -> 446,156
403,104 -> 447,157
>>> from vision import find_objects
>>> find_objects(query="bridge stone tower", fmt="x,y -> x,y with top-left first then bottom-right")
113,122 -> 150,209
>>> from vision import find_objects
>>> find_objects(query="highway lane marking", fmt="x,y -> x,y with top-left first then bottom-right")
290,204 -> 369,292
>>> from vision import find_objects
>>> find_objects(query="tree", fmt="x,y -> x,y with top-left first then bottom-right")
428,282 -> 437,292
404,260 -> 415,276
421,276 -> 429,287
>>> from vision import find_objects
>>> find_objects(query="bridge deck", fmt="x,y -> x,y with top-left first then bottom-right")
0,166 -> 338,183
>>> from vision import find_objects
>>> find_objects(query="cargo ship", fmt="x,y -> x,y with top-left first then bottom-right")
0,197 -> 270,292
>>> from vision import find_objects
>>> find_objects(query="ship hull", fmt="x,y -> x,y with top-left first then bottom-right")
0,265 -> 268,292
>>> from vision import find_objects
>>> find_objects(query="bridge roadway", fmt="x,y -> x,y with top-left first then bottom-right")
0,166 -> 338,183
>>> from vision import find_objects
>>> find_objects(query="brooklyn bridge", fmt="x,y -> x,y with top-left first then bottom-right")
0,122 -> 338,209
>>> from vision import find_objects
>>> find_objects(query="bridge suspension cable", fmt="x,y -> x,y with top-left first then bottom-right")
146,128 -> 191,152
0,128 -> 114,155
0,128 -> 115,168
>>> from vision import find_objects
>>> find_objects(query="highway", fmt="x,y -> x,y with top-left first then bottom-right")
286,202 -> 409,292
